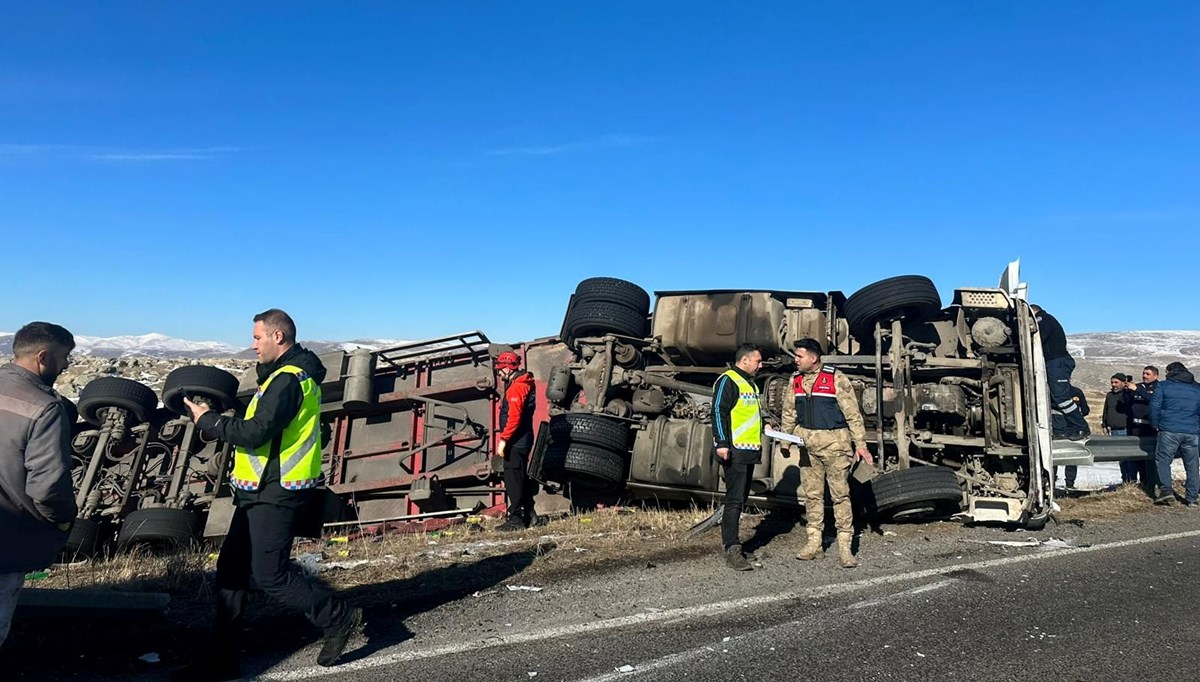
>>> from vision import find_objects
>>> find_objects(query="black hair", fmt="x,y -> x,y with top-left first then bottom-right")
733,344 -> 761,363
793,337 -> 823,357
12,322 -> 75,359
254,308 -> 297,344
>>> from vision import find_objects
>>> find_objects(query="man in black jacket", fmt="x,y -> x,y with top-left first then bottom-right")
711,344 -> 764,571
1032,305 -> 1089,440
1103,374 -> 1130,436
1125,366 -> 1160,485
174,310 -> 360,680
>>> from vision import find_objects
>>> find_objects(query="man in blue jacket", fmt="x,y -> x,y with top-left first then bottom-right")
1150,362 -> 1200,506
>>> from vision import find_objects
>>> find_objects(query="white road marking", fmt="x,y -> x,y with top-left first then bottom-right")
571,578 -> 959,682
848,578 -> 956,610
258,528 -> 1200,680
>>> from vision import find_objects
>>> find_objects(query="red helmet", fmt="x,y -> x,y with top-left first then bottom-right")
496,351 -> 521,369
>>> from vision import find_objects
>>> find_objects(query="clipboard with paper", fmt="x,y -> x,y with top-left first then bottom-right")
763,426 -> 805,446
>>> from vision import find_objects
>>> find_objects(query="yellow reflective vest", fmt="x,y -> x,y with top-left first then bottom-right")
230,365 -> 323,491
718,369 -> 762,451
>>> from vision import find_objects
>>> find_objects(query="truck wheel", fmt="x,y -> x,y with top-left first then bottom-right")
59,517 -> 105,561
548,413 -> 630,452
572,277 -> 651,313
162,365 -> 241,416
868,466 -> 963,520
553,443 -> 627,489
78,377 -> 160,426
844,275 -> 942,343
117,508 -> 200,552
564,300 -> 648,342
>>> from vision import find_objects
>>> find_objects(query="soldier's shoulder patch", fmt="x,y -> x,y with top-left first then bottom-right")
822,365 -> 837,374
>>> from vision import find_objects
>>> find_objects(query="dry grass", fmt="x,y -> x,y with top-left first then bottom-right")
28,504 -> 724,605
1056,483 -> 1156,520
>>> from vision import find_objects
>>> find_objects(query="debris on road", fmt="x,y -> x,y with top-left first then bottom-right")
961,537 -> 1087,550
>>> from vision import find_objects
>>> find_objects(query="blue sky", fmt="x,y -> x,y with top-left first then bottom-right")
1,2 -> 1196,346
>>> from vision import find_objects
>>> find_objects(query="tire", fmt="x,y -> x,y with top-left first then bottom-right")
117,508 -> 200,552
552,443 -> 627,489
564,300 -> 649,341
78,377 -> 160,426
572,277 -> 650,313
548,413 -> 630,452
844,275 -> 942,343
59,517 -> 104,561
162,365 -> 241,416
867,466 -> 963,520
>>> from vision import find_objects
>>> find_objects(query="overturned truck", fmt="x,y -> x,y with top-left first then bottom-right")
62,262 -> 1066,558
535,261 -> 1059,529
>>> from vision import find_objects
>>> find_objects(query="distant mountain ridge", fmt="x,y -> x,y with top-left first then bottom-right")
4,329 -> 1199,389
0,331 -> 408,359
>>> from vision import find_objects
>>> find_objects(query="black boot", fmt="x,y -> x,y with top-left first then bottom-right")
317,606 -> 363,667
496,515 -> 526,532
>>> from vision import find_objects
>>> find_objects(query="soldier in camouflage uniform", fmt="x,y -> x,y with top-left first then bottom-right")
780,338 -> 872,568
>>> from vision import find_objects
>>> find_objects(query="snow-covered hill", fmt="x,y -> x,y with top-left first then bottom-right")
0,331 -> 239,358
1068,330 -> 1200,388
0,332 -> 409,359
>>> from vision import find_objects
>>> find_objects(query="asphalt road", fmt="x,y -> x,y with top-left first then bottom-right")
257,517 -> 1200,682
8,508 -> 1200,681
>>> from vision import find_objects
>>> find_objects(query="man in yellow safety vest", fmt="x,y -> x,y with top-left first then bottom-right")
711,343 -> 764,571
175,309 -> 360,680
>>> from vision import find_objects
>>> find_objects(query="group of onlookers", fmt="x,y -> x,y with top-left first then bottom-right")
1099,364 -> 1200,505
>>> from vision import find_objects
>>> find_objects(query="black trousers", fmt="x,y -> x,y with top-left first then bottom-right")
213,501 -> 346,642
720,459 -> 754,549
504,445 -> 535,523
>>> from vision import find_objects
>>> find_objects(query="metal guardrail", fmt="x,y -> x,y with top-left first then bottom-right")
1080,435 -> 1157,463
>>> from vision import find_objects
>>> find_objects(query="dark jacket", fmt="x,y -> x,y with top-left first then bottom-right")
498,370 -> 536,451
1102,390 -> 1129,430
198,345 -> 328,508
1034,310 -> 1071,361
1127,381 -> 1159,436
1150,368 -> 1200,436
1070,386 -> 1090,417
0,364 -> 77,572
712,366 -> 762,463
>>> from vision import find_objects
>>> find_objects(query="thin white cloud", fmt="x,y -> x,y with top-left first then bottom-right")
0,143 -> 243,162
487,134 -> 653,157
1044,211 -> 1190,224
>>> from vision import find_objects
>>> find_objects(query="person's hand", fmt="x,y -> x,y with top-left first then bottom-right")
496,439 -> 507,459
183,397 -> 210,422
716,447 -> 730,461
780,445 -> 791,459
855,446 -> 874,466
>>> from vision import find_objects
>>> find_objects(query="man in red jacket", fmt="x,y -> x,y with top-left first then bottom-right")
494,351 -> 538,530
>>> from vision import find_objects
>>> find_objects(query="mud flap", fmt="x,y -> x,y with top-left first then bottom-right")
685,507 -> 724,539
202,496 -> 237,542
526,420 -> 553,485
